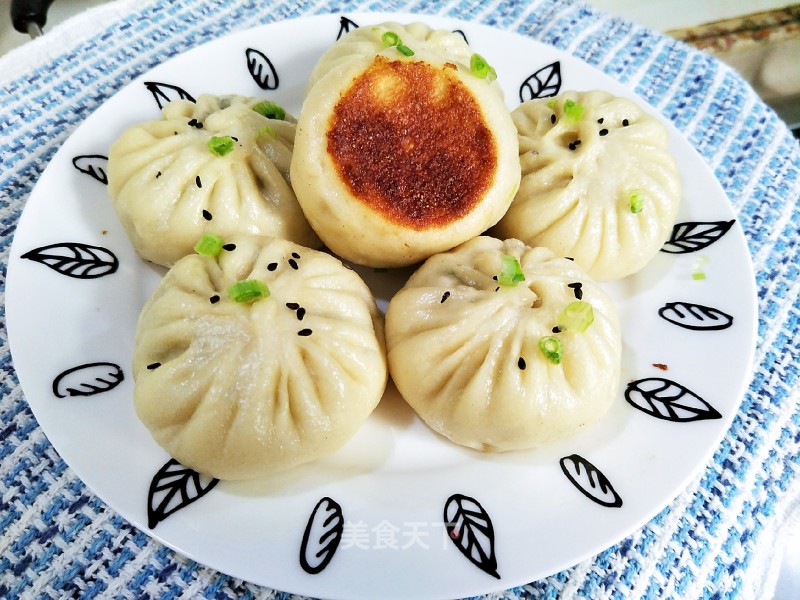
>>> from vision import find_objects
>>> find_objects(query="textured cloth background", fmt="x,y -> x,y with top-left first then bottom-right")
1,0 -> 798,598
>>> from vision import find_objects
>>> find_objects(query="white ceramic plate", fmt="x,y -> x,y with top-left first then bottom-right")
6,12 -> 757,600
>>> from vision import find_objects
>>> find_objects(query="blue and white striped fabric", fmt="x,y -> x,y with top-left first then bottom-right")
1,0 -> 798,598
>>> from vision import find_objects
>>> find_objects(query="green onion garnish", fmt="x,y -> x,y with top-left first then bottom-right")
381,31 -> 401,47
563,99 -> 584,123
228,279 -> 270,303
194,234 -> 224,257
629,190 -> 645,213
497,255 -> 525,287
257,125 -> 277,138
380,31 -> 414,56
538,336 -> 563,364
546,98 -> 558,109
692,255 -> 709,280
252,100 -> 286,120
396,44 -> 415,56
557,300 -> 594,333
207,136 -> 235,156
470,53 -> 497,82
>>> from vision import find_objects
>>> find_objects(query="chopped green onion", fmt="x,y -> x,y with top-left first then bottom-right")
228,279 -> 270,303
692,255 -> 710,280
194,234 -> 224,257
538,336 -> 563,364
546,98 -> 558,109
207,136 -> 235,156
470,53 -> 497,82
380,31 -> 414,56
381,31 -> 401,47
252,100 -> 286,120
629,190 -> 645,213
257,125 -> 277,138
563,99 -> 584,123
557,300 -> 594,333
497,255 -> 525,287
396,44 -> 415,56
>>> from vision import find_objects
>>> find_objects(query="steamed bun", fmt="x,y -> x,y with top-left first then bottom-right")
493,90 -> 681,280
132,235 -> 387,480
291,22 -> 520,268
108,94 -> 319,267
385,236 -> 621,452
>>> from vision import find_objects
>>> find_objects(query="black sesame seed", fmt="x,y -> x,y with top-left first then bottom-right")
564,257 -> 574,261
550,114 -> 556,124
231,136 -> 239,141
568,142 -> 576,151
622,119 -> 629,127
210,295 -> 220,304
599,128 -> 609,136
296,307 -> 306,321
155,171 -> 162,179
552,326 -> 562,333
518,357 -> 526,370
440,291 -> 451,303
286,302 -> 300,310
188,119 -> 197,127
195,176 -> 202,188
597,118 -> 604,124
267,262 -> 278,271
574,140 -> 582,146
222,243 -> 236,251
495,287 -> 500,292
202,209 -> 212,221
195,121 -> 204,129
298,328 -> 313,336
288,258 -> 299,270
291,252 -> 301,259
146,362 -> 161,370
567,282 -> 584,300
492,275 -> 498,281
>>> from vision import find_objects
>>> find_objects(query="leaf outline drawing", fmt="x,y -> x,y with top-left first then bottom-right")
337,15 -> 359,39
143,81 -> 196,109
658,301 -> 734,331
245,48 -> 279,90
21,242 -> 119,279
519,61 -> 562,103
625,377 -> 722,422
52,362 -> 124,398
299,497 -> 344,574
660,220 -> 735,254
72,155 -> 109,185
444,493 -> 500,579
559,454 -> 623,508
147,459 -> 219,529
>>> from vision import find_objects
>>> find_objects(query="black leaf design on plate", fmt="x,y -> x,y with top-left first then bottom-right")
519,61 -> 561,103
660,220 -> 735,254
143,81 -> 195,109
658,301 -> 734,331
72,155 -> 108,185
625,377 -> 722,422
52,362 -> 124,398
246,48 -> 279,90
300,497 -> 344,574
147,459 -> 219,529
559,454 -> 622,508
453,29 -> 469,44
21,242 -> 119,279
444,493 -> 500,579
337,15 -> 359,39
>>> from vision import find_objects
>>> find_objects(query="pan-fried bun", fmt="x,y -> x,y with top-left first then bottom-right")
291,23 -> 520,268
